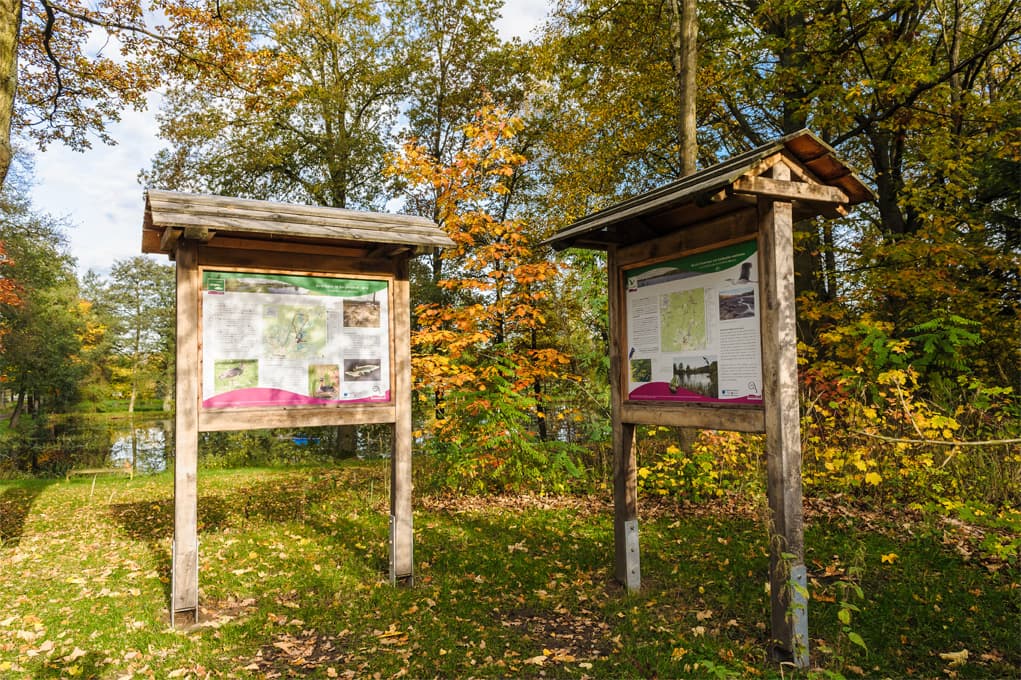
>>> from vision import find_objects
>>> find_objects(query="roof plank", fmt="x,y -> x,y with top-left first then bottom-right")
544,130 -> 874,251
142,190 -> 452,255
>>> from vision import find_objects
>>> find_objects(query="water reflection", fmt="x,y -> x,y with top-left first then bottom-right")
109,423 -> 171,474
28,414 -> 173,476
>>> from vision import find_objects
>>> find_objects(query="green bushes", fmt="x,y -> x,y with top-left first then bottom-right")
637,428 -> 762,502
628,312 -> 1019,568
414,370 -> 587,494
198,429 -> 334,469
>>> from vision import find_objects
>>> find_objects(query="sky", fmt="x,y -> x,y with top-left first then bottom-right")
25,0 -> 550,276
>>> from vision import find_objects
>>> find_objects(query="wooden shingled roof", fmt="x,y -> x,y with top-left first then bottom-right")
142,190 -> 453,256
544,129 -> 875,251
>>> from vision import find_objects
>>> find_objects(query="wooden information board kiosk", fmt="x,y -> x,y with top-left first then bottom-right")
141,190 -> 453,625
544,130 -> 873,666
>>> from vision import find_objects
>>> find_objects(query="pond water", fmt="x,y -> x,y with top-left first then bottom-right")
26,414 -> 175,474
109,423 -> 171,474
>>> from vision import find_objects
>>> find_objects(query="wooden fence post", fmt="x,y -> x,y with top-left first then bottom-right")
390,257 -> 413,583
758,162 -> 809,667
172,240 -> 200,624
608,248 -> 640,590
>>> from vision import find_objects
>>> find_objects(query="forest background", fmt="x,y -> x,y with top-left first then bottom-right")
0,0 -> 1019,552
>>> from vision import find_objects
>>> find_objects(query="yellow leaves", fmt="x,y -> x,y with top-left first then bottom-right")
880,552 -> 898,564
939,649 -> 969,667
375,625 -> 408,645
864,471 -> 883,486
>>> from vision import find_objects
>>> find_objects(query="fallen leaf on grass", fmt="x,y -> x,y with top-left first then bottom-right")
523,654 -> 547,666
939,649 -> 969,666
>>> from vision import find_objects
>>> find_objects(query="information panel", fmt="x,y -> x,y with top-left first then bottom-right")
201,271 -> 390,408
624,240 -> 762,404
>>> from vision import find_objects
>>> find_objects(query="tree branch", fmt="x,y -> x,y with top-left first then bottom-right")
39,0 -> 63,123
852,429 -> 1021,447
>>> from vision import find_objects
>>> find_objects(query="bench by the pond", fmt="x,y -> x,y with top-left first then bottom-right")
65,462 -> 133,482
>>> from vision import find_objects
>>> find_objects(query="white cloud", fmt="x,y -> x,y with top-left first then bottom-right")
496,0 -> 550,41
31,93 -> 163,276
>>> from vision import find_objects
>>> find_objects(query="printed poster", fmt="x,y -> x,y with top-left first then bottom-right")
625,240 -> 762,404
201,271 -> 390,408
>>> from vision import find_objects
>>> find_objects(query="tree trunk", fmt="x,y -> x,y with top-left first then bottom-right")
946,0 -> 964,134
163,359 -> 174,411
334,425 -> 358,458
669,0 -> 698,176
130,414 -> 138,472
0,0 -> 21,188
869,127 -> 910,236
822,220 -> 837,298
793,221 -> 824,344
532,327 -> 548,442
8,385 -> 24,428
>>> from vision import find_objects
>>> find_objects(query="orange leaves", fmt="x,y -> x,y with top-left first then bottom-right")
393,104 -> 567,387
0,242 -> 20,309
388,104 -> 582,491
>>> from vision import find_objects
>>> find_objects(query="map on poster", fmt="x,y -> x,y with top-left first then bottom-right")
624,240 -> 763,404
201,271 -> 390,408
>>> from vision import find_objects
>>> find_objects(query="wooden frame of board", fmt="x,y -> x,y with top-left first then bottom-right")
142,190 -> 453,626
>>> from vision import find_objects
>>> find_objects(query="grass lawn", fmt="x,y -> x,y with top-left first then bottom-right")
0,461 -> 1017,678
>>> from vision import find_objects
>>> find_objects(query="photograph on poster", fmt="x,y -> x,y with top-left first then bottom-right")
200,271 -> 391,409
625,240 -> 762,404
344,300 -> 382,327
308,363 -> 341,399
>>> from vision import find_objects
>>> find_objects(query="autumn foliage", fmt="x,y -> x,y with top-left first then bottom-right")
0,240 -> 20,351
0,241 -> 17,305
389,105 -> 578,492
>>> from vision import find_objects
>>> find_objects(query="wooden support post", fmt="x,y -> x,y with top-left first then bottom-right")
172,240 -> 200,624
613,422 -> 639,589
758,162 -> 809,667
390,257 -> 413,584
608,248 -> 640,590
